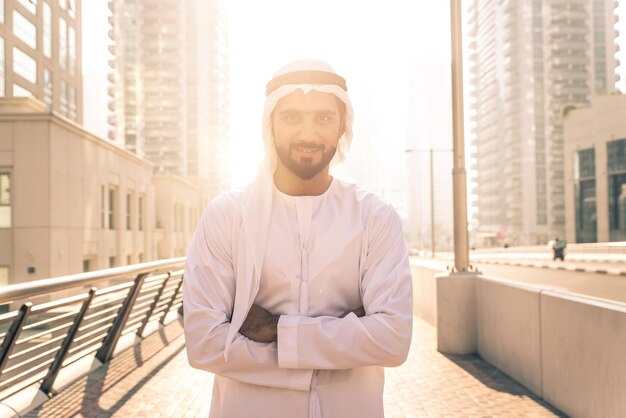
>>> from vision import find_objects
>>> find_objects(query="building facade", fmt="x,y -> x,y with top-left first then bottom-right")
468,0 -> 620,246
563,94 -> 626,243
0,97 -> 206,286
107,0 -> 229,197
0,0 -> 82,122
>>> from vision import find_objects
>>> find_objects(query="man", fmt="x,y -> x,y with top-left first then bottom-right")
183,60 -> 413,418
551,237 -> 566,261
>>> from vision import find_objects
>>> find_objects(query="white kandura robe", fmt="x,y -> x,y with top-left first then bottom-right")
183,178 -> 413,418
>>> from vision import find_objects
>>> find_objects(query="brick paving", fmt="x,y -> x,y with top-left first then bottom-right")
26,316 -> 565,418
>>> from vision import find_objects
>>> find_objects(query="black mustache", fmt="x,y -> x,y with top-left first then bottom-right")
290,142 -> 325,151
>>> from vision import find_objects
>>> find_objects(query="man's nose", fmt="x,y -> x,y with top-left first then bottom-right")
297,119 -> 317,141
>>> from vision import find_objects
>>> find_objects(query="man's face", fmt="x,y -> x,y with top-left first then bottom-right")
272,90 -> 344,180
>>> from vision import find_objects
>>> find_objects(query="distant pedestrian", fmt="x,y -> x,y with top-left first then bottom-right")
551,237 -> 567,261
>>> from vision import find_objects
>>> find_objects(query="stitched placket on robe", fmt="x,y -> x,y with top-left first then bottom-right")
293,196 -> 323,418
296,195 -> 313,317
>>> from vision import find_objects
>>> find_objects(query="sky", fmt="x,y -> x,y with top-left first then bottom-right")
82,1 -> 452,198
225,0 -> 452,194
82,1 -> 626,207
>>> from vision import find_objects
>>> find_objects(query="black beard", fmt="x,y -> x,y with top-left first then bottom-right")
275,142 -> 337,180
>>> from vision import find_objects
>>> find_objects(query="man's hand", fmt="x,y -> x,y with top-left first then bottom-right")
239,304 -> 279,343
340,306 -> 366,318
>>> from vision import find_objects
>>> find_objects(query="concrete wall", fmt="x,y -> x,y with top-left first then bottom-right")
476,276 -> 542,396
411,259 -> 626,418
409,260 -> 439,326
541,291 -> 626,418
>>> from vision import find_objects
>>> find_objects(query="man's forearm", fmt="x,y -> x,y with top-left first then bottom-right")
240,305 -> 366,343
239,305 -> 279,343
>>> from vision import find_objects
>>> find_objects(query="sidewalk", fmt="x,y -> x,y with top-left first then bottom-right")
475,257 -> 626,276
26,317 -> 565,418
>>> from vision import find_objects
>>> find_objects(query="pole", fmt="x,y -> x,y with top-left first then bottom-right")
430,149 -> 436,257
450,0 -> 470,271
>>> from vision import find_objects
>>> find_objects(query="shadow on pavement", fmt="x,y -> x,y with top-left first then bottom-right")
25,321 -> 185,417
443,353 -> 568,417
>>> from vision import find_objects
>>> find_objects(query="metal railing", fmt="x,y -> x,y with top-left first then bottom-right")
0,258 -> 186,400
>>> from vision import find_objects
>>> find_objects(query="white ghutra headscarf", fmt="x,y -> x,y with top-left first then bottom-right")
224,60 -> 355,359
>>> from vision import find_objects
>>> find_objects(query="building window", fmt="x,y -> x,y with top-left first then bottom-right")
16,0 -> 36,14
0,36 -> 5,96
0,266 -> 8,286
82,259 -> 90,272
126,193 -> 132,230
127,255 -> 131,265
59,17 -> 67,69
109,256 -> 115,268
60,79 -> 67,115
43,2 -> 52,58
607,139 -> 626,242
59,0 -> 66,9
138,196 -> 143,230
68,85 -> 76,120
12,46 -> 37,84
0,173 -> 10,228
108,188 -> 115,230
574,149 -> 597,243
68,0 -> 75,17
138,253 -> 143,263
68,27 -> 75,76
43,68 -> 52,106
12,10 -> 37,50
12,83 -> 32,97
101,185 -> 105,228
0,0 -> 4,24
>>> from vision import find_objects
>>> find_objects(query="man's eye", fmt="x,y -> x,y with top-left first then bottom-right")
284,114 -> 300,122
318,115 -> 333,122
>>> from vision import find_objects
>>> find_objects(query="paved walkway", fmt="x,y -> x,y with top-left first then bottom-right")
26,317 -> 565,417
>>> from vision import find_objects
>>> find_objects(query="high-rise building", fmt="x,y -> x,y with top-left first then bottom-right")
468,0 -> 620,246
0,0 -> 82,123
108,0 -> 229,197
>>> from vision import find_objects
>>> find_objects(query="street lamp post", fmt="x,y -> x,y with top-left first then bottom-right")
450,0 -> 470,272
434,0 -> 479,356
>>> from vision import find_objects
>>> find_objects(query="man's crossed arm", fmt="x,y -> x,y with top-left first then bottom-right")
239,304 -> 366,343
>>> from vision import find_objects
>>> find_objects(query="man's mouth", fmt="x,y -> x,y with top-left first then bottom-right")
295,146 -> 321,154
291,142 -> 324,155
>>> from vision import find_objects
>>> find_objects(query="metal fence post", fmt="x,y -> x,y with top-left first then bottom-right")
160,275 -> 183,324
136,272 -> 170,337
40,288 -> 96,395
96,273 -> 148,363
0,303 -> 32,379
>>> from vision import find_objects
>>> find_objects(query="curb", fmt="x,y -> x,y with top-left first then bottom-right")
474,259 -> 626,277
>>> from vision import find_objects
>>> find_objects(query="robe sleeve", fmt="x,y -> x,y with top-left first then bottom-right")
277,203 -> 413,370
183,197 -> 314,391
